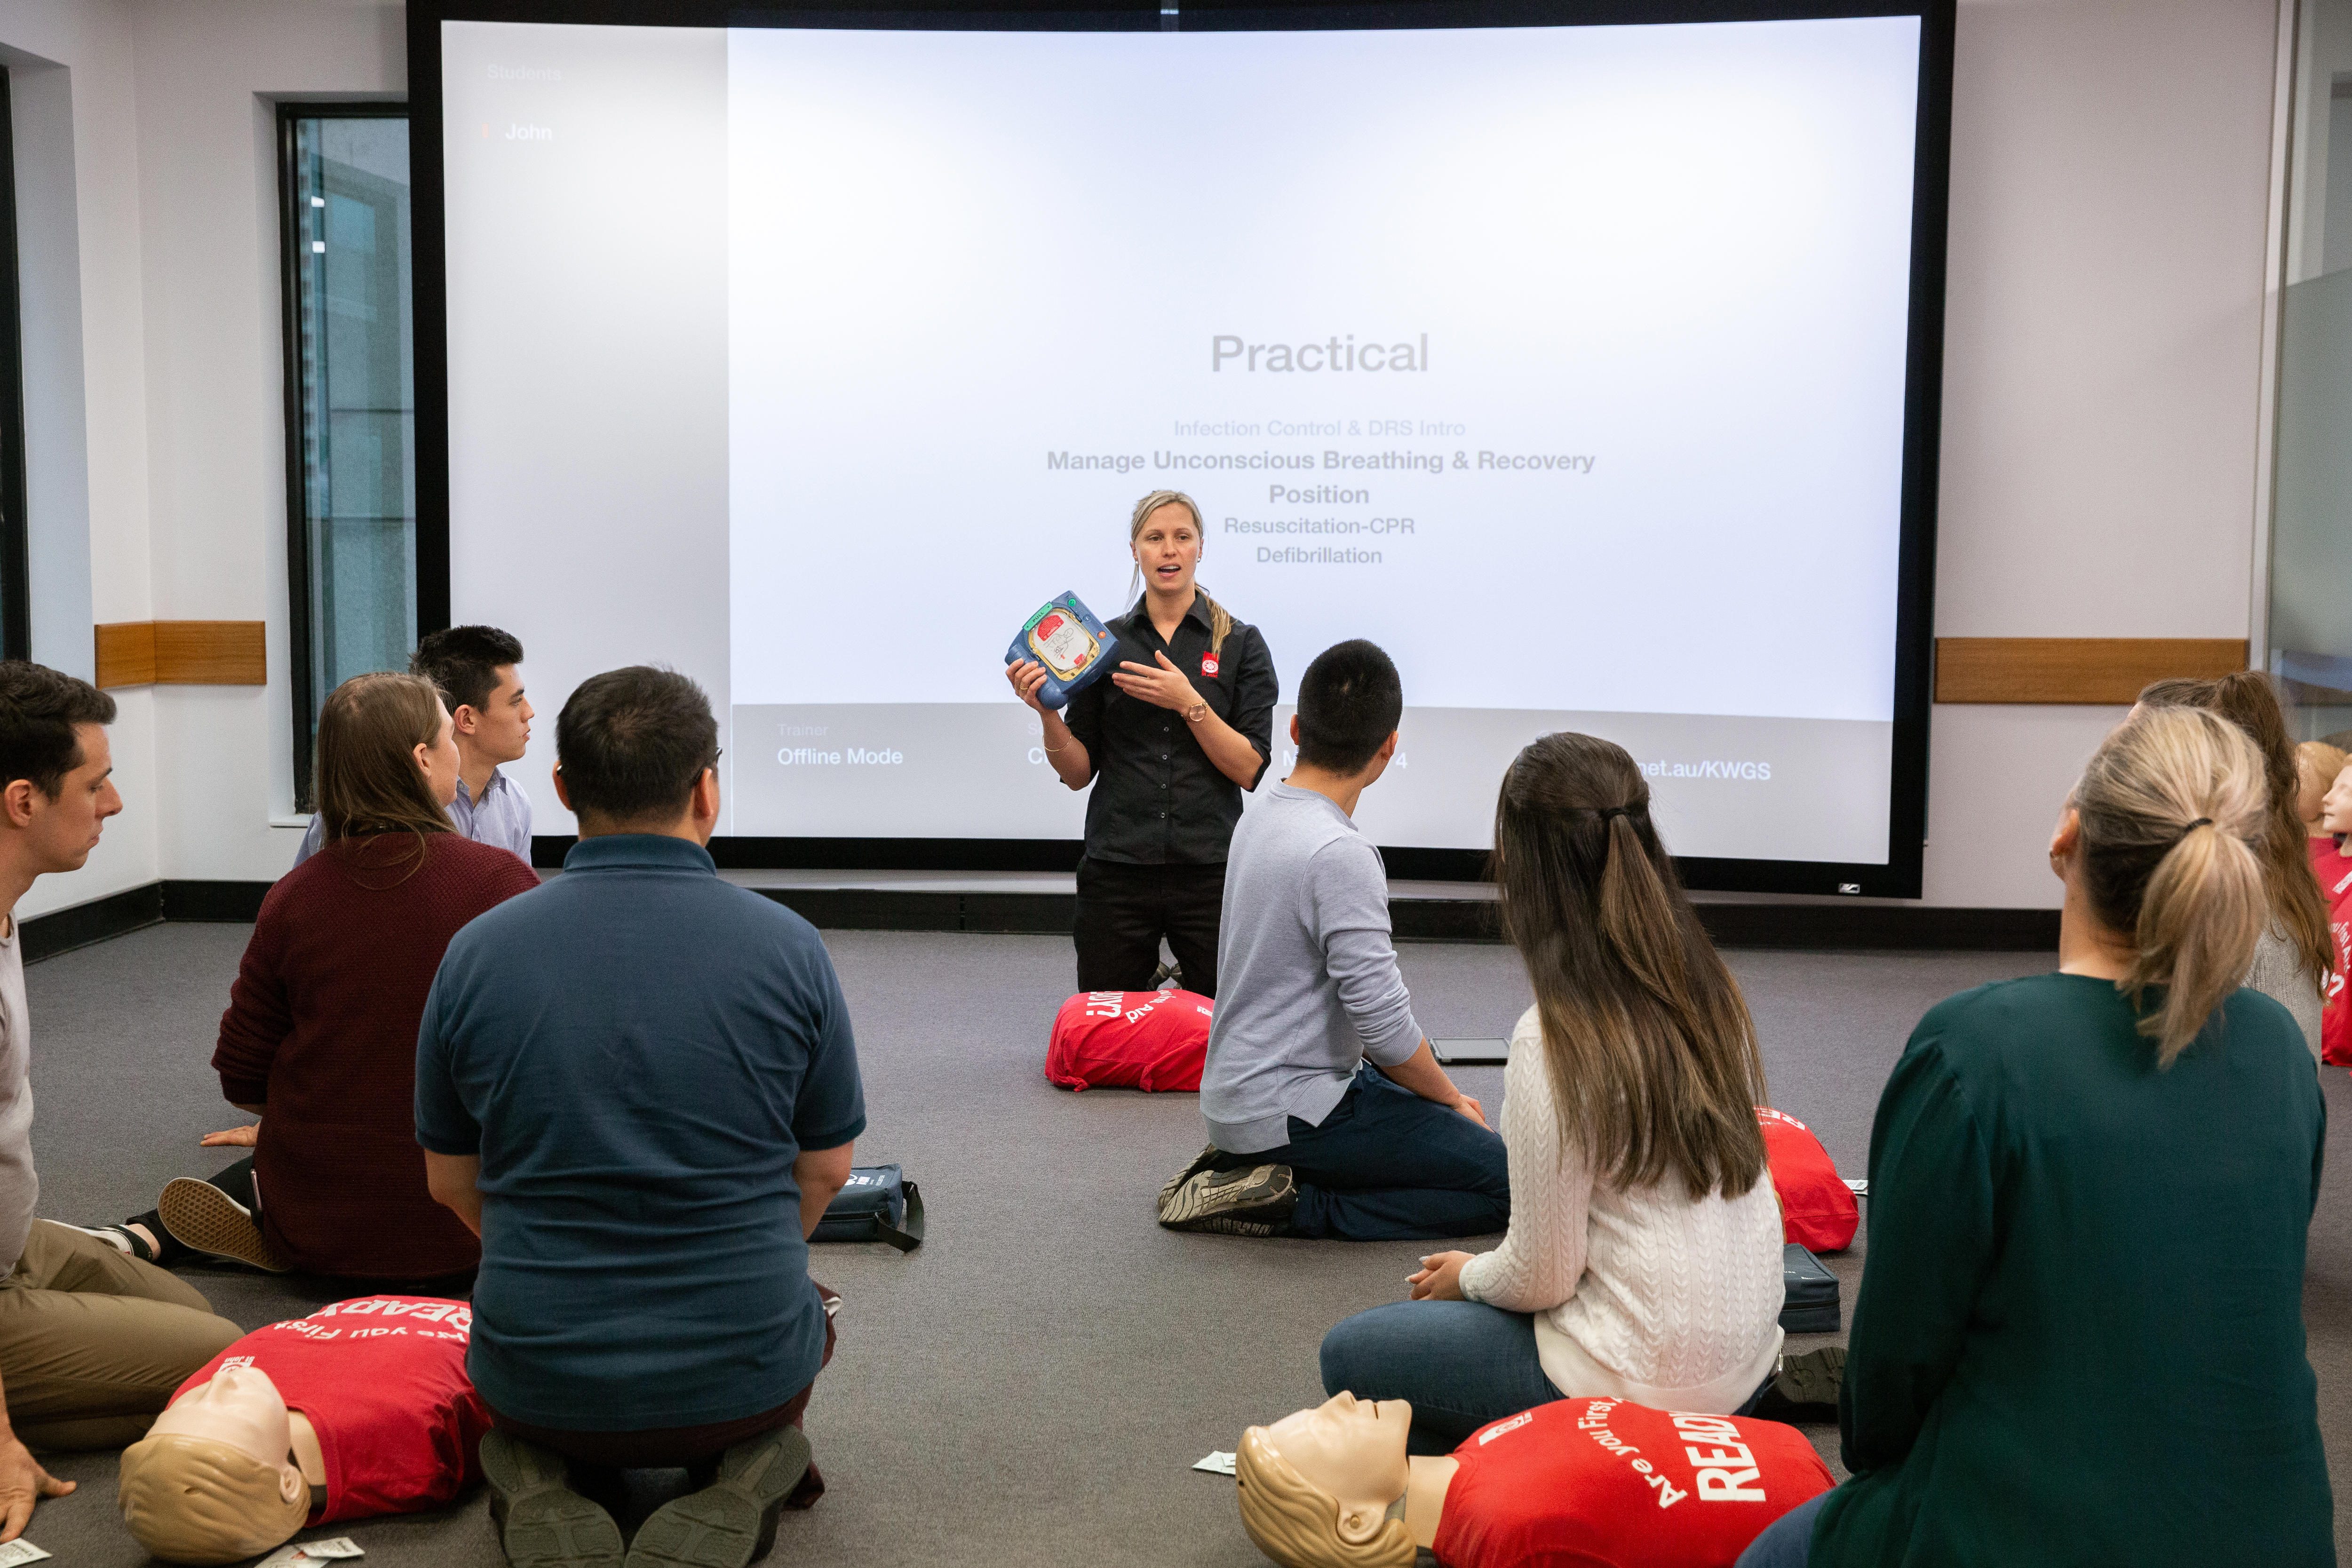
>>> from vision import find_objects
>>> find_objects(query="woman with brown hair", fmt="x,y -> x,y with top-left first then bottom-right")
2137,671 -> 2332,1061
1316,732 -> 1786,1453
79,673 -> 540,1279
1737,705 -> 2329,1568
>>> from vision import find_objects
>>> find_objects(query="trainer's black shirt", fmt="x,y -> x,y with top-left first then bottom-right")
1063,594 -> 1276,865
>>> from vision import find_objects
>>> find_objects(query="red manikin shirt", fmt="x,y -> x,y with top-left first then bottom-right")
1045,989 -> 1213,1091
1756,1106 -> 1858,1252
171,1296 -> 487,1525
2312,838 -> 2352,1066
1431,1398 -> 1834,1568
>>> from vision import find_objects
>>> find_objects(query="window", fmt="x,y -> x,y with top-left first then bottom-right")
278,104 -> 413,809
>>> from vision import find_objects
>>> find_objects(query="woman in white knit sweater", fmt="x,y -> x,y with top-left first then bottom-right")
1317,732 -> 1786,1453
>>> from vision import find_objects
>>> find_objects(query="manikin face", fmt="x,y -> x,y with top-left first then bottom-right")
460,665 -> 533,767
150,1364 -> 305,1504
1262,1393 -> 1412,1545
1132,503 -> 1201,598
7,724 -> 122,876
413,700 -> 462,809
2323,764 -> 2352,837
2297,757 -> 2330,830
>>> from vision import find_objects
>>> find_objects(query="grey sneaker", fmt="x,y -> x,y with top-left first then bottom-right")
1755,1346 -> 1845,1421
626,1425 -> 813,1568
479,1428 -> 625,1568
1156,1145 -> 1224,1218
1158,1163 -> 1297,1234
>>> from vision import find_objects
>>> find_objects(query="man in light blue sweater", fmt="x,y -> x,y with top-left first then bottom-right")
1158,640 -> 1508,1239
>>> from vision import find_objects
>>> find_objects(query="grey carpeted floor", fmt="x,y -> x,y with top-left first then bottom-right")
12,926 -> 2348,1563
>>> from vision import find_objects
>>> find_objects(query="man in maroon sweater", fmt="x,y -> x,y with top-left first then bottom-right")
0,662 -> 240,1543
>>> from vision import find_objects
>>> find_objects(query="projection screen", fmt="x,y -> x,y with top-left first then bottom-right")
413,0 -> 1950,895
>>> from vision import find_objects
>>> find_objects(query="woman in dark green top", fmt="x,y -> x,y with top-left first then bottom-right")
1740,705 -> 2331,1568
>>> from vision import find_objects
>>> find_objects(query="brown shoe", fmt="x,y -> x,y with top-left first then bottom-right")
158,1178 -> 290,1273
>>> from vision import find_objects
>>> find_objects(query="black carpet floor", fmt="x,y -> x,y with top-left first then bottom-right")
12,926 -> 2345,1563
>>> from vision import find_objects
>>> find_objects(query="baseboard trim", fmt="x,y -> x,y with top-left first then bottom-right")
741,887 -> 2056,950
160,881 -> 275,922
21,883 -> 164,962
20,879 -> 2060,958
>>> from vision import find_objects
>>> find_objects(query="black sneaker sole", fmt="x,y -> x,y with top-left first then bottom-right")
1755,1346 -> 1845,1421
626,1426 -> 813,1568
480,1429 -> 626,1568
1155,1145 -> 1224,1219
1159,1163 -> 1297,1232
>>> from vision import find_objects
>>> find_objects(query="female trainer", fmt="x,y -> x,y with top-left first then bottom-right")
1008,489 -> 1277,998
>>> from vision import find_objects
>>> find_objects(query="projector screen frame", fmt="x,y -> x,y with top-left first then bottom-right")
408,0 -> 1952,897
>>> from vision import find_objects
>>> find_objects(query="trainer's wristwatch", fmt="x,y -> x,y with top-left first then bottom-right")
1185,700 -> 1210,724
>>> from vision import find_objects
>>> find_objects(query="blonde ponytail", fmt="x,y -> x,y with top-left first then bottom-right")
1125,490 -> 1231,654
2076,706 -> 2271,1065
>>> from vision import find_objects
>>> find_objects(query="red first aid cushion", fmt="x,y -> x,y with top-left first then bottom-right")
1431,1397 -> 1835,1568
1757,1106 -> 1858,1253
172,1297 -> 486,1524
1045,990 -> 1212,1092
2311,837 -> 2352,1066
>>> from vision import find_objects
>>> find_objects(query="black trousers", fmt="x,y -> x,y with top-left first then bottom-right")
1073,857 -> 1226,998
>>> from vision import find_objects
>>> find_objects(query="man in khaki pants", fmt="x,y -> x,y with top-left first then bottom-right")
0,664 -> 239,1542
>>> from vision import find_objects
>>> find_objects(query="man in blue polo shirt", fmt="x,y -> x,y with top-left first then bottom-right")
416,666 -> 862,1568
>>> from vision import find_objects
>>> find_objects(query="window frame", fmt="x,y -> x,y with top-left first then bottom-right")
277,99 -> 413,812
0,70 -> 33,664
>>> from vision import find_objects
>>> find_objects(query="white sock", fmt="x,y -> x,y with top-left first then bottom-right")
62,1224 -> 133,1255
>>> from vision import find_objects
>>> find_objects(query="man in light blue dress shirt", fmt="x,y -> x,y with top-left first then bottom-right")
294,626 -> 535,866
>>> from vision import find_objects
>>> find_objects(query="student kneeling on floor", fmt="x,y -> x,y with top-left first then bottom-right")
1160,639 -> 1508,1239
415,667 -> 866,1568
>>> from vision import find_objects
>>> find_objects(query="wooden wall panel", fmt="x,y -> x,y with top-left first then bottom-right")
1934,637 -> 2248,704
94,622 -> 265,689
93,623 -> 156,690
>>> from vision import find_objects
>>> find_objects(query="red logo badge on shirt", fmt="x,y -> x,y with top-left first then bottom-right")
1200,655 -> 1220,677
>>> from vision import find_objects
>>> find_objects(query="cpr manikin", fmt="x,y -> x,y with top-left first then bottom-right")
1237,1392 -> 1834,1568
118,1296 -> 487,1565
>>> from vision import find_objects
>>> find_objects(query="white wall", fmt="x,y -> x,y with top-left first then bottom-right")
2,0 -> 158,919
0,0 -> 401,919
0,0 -> 2292,917
1920,0 -> 2281,908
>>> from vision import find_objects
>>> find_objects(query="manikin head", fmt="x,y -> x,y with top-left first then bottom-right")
1236,1393 -> 1416,1568
2296,742 -> 2347,831
118,1364 -> 309,1564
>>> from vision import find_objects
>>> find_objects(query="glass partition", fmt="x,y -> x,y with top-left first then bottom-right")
2273,0 -> 2352,742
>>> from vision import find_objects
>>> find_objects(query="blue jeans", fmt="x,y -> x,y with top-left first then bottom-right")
1321,1299 -> 1564,1453
1734,1489 -> 1828,1567
1322,1297 -> 1780,1456
1227,1067 -> 1510,1242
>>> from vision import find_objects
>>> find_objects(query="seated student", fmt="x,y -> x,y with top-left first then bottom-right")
0,663 -> 242,1538
1159,639 -> 1506,1239
415,667 -> 863,1568
80,673 -> 539,1277
293,624 -> 533,867
1238,1390 -> 1833,1568
1317,732 -> 1785,1452
1739,705 -> 2333,1568
118,1294 -> 489,1564
2139,675 -> 2331,1062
